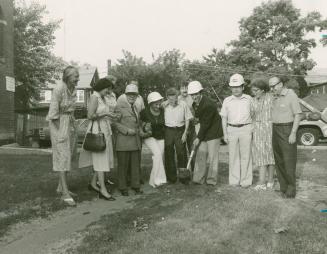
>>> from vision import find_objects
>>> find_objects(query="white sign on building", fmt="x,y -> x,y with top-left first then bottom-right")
5,76 -> 15,92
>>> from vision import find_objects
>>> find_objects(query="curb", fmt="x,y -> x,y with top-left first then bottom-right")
298,145 -> 327,150
0,147 -> 52,155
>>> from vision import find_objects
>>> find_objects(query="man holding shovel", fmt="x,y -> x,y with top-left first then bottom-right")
188,81 -> 223,185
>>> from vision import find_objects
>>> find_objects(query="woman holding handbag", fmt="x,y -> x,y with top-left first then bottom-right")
79,78 -> 119,201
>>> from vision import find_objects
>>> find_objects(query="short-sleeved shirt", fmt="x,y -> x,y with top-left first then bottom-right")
140,108 -> 165,140
220,94 -> 253,124
272,88 -> 302,123
164,101 -> 193,127
178,95 -> 194,116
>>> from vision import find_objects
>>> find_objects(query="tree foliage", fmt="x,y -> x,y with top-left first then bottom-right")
202,0 -> 327,98
14,1 -> 65,109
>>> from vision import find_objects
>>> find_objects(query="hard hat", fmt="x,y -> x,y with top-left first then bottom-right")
187,81 -> 203,94
125,84 -> 139,94
229,74 -> 245,87
147,92 -> 163,104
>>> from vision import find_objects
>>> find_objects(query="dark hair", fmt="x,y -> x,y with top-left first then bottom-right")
62,66 -> 78,84
166,87 -> 178,96
251,78 -> 269,92
93,78 -> 114,92
178,83 -> 188,89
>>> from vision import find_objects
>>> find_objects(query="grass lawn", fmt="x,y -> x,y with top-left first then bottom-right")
71,150 -> 327,254
0,150 -> 153,238
1,148 -> 327,253
0,153 -> 96,237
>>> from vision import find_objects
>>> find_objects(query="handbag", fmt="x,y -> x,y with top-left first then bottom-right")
83,120 -> 106,152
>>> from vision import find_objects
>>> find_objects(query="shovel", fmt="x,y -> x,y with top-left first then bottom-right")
178,144 -> 197,184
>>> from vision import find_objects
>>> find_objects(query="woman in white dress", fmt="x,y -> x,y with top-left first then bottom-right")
79,78 -> 119,201
140,92 -> 167,187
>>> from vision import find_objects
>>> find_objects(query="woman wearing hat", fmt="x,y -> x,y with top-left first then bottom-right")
79,78 -> 118,201
140,92 -> 167,187
114,84 -> 145,196
47,66 -> 79,206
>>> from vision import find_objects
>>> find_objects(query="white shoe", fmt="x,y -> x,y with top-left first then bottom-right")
254,184 -> 267,191
266,182 -> 274,190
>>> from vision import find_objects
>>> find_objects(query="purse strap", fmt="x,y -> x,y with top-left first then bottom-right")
89,119 -> 102,133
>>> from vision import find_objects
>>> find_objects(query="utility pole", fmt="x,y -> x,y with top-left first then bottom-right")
107,59 -> 111,75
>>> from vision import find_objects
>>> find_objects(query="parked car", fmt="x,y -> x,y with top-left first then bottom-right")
28,119 -> 89,147
297,118 -> 327,146
297,94 -> 327,146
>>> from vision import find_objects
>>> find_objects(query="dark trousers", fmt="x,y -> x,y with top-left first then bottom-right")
272,123 -> 297,197
117,151 -> 141,191
164,126 -> 188,183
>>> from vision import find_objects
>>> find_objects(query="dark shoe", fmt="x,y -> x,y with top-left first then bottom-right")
106,179 -> 115,185
99,192 -> 116,201
121,190 -> 129,196
88,184 -> 99,193
132,188 -> 143,195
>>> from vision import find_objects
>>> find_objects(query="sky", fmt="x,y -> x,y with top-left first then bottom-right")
28,0 -> 327,76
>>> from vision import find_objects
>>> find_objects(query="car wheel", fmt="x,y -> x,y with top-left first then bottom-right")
297,128 -> 320,146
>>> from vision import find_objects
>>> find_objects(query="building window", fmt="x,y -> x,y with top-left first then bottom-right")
77,90 -> 85,102
39,90 -> 52,103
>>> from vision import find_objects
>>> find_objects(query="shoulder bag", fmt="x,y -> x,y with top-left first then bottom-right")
83,120 -> 106,152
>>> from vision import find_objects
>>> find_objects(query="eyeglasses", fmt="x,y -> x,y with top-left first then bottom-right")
269,81 -> 281,90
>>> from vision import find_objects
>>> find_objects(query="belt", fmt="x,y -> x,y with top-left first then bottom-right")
273,122 -> 293,126
165,125 -> 185,129
228,123 -> 251,128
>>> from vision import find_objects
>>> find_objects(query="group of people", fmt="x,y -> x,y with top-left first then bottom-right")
48,66 -> 301,206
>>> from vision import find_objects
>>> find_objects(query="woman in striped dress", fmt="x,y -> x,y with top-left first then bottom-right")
251,78 -> 275,190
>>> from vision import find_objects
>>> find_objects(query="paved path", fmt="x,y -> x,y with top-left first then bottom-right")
0,186 -> 156,254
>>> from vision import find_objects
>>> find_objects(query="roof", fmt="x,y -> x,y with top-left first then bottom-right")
301,93 -> 327,112
45,66 -> 98,90
305,67 -> 327,86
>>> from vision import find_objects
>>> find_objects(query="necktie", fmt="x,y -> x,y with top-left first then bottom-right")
131,104 -> 137,119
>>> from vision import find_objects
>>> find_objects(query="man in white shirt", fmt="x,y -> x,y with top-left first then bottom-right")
221,74 -> 253,187
164,87 -> 193,183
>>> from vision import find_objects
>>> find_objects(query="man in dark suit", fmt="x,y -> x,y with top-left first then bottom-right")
188,81 -> 224,185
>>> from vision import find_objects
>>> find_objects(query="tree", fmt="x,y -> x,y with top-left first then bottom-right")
14,1 -> 65,109
207,0 -> 327,97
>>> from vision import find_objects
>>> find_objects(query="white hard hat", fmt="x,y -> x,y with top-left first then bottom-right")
187,81 -> 203,95
125,84 -> 139,94
229,74 -> 244,87
147,92 -> 163,104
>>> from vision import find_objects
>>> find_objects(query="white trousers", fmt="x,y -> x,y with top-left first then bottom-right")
227,124 -> 253,187
143,137 -> 167,187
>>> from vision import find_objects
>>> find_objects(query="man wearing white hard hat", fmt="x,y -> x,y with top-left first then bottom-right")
220,74 -> 253,187
114,84 -> 145,196
139,92 -> 167,187
188,81 -> 223,185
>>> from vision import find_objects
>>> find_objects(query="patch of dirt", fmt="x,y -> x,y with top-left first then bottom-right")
0,186 -> 157,254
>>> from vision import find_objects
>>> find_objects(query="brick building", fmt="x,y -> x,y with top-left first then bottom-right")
0,0 -> 15,144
